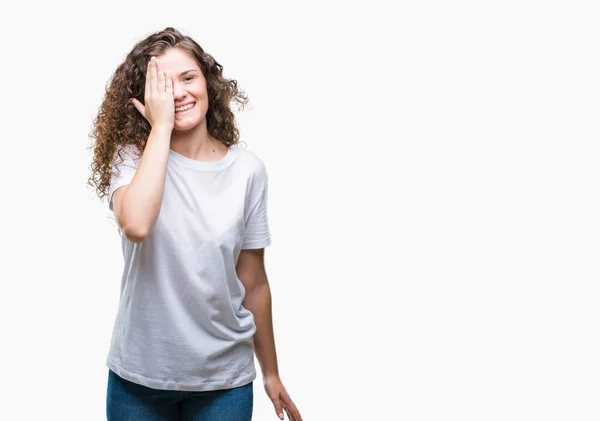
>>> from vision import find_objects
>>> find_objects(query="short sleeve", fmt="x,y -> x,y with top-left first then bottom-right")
241,169 -> 271,250
108,145 -> 141,211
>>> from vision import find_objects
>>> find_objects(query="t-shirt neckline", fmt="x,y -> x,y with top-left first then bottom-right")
168,145 -> 237,171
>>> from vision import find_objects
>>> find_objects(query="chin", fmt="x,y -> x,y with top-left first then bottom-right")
173,118 -> 203,132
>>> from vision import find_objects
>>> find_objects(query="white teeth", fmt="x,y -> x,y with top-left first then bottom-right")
175,103 -> 194,112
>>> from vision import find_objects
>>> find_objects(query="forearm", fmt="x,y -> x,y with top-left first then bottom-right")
121,126 -> 171,240
244,283 -> 279,379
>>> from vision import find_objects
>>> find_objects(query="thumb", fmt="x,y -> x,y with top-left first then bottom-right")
130,98 -> 146,119
273,399 -> 284,420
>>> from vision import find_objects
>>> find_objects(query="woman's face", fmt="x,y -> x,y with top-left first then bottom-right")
155,48 -> 209,132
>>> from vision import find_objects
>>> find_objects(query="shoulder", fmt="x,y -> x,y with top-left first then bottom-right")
230,145 -> 268,179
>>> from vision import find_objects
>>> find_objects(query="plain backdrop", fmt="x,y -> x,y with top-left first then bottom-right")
0,1 -> 598,420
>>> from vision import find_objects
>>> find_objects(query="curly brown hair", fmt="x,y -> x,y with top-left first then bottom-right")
87,27 -> 249,201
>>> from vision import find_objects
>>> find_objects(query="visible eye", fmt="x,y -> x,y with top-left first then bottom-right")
183,76 -> 194,82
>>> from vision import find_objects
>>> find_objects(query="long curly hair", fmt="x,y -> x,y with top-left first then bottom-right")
87,27 -> 248,201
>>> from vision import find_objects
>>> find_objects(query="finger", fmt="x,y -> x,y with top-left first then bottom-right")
149,57 -> 158,94
282,395 -> 301,421
144,58 -> 152,98
130,98 -> 146,119
284,407 -> 294,421
155,59 -> 165,90
290,405 -> 302,421
285,404 -> 300,421
145,57 -> 155,99
165,74 -> 172,92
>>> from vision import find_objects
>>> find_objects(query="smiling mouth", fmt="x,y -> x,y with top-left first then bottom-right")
175,103 -> 195,113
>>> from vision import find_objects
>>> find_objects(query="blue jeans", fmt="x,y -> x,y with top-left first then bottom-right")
106,370 -> 253,421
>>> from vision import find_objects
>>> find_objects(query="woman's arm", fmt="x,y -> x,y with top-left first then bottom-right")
236,248 -> 302,421
237,248 -> 278,376
114,127 -> 171,243
115,57 -> 174,243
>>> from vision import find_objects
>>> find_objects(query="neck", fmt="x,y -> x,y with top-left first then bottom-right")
170,124 -> 227,162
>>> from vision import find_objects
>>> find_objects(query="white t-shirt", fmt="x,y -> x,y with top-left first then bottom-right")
106,144 -> 271,391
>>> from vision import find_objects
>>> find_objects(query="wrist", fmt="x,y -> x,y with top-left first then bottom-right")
150,124 -> 173,140
262,372 -> 280,382
151,124 -> 173,135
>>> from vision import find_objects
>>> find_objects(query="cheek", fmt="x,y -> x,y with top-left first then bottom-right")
196,90 -> 209,110
195,84 -> 208,101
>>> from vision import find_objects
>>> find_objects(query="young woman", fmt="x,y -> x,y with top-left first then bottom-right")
87,27 -> 302,421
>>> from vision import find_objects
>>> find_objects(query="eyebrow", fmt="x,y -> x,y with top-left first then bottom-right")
180,69 -> 199,76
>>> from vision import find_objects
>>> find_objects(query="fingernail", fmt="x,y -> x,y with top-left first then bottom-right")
279,413 -> 284,420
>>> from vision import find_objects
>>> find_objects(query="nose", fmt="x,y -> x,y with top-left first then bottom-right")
172,81 -> 187,100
